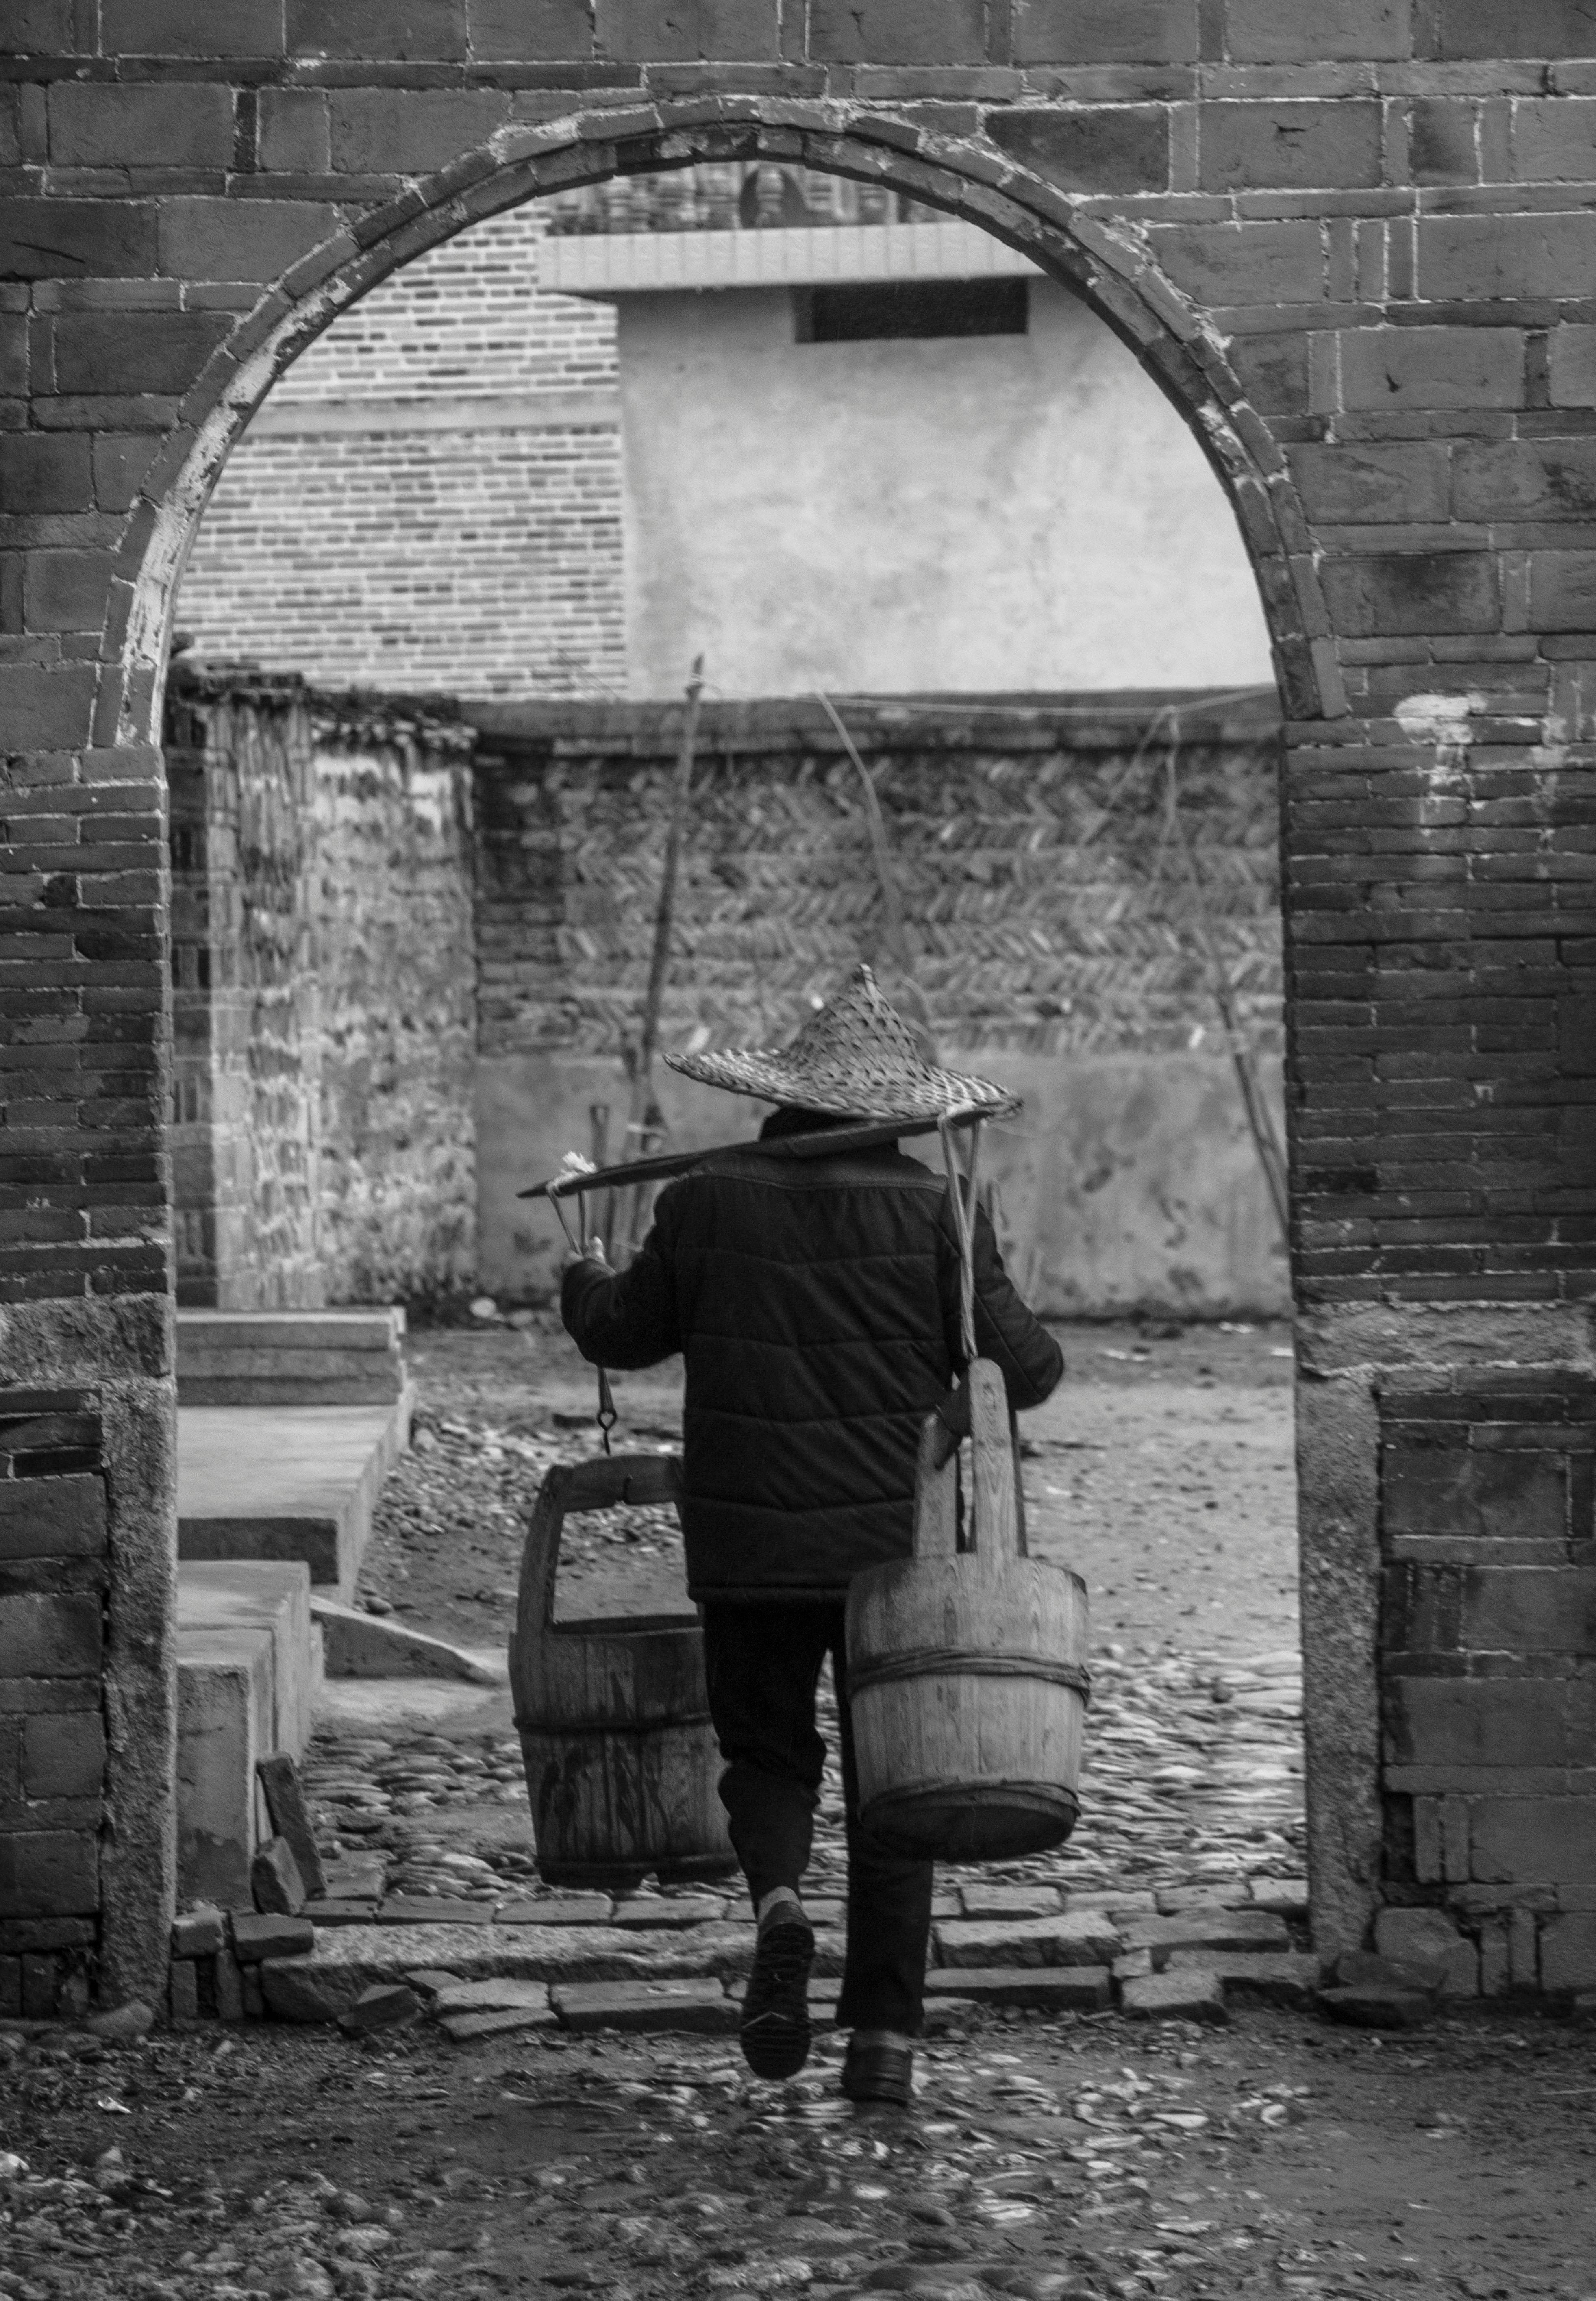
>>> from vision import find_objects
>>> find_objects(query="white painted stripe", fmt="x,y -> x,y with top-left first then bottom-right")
539,220 -> 1042,296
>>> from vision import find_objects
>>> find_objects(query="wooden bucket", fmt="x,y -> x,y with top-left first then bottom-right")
845,1359 -> 1090,1863
510,1453 -> 737,1892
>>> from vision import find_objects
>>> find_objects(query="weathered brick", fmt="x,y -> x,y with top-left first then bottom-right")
52,311 -> 233,399
48,83 -> 235,172
1373,1906 -> 1480,1995
985,104 -> 1168,190
1122,1967 -> 1227,2022
1549,323 -> 1596,406
0,199 -> 157,281
1340,326 -> 1524,411
1419,211 -> 1596,302
1200,102 -> 1383,192
257,89 -> 330,177
1455,1568 -> 1596,1655
1122,1909 -> 1290,1960
1452,437 -> 1596,519
553,1976 -> 735,2033
1320,551 -> 1500,637
0,2 -> 75,57
286,0 -> 469,59
0,1476 -> 106,1559
1226,0 -> 1412,61
935,1911 -> 1121,1968
1511,96 -> 1596,181
1540,1911 -> 1596,1992
805,0 -> 985,65
0,433 -> 92,515
468,0 -> 596,59
232,1910 -> 317,1965
91,435 -> 160,513
326,88 -> 510,175
593,0 -> 778,62
0,1827 -> 97,1917
24,550 -> 109,635
0,1593 -> 103,1678
22,1708 -> 104,1800
1437,1 -> 1596,59
1152,220 -> 1325,305
1383,1446 -> 1566,1540
1386,1675 -> 1574,1769
1409,98 -> 1479,184
171,1903 -> 225,1958
924,1964 -> 1113,2009
1470,1796 -> 1596,1884
1531,551 -> 1596,632
100,0 -> 287,55
1164,1949 -> 1321,2005
1011,0 -> 1198,63
157,198 -> 341,284
1291,442 -> 1450,523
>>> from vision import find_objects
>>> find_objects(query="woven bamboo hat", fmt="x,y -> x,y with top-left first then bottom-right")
663,965 -> 1019,1124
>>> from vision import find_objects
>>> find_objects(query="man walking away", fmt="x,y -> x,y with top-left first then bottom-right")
561,967 -> 1063,2107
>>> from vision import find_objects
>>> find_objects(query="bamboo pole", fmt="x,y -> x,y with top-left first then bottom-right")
614,655 -> 705,1259
815,689 -> 937,1057
1163,744 -> 1291,1243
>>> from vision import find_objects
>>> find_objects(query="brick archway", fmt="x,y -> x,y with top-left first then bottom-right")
120,104 -> 1330,747
6,16 -> 1595,2018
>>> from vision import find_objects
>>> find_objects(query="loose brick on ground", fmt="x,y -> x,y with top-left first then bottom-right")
934,1912 -> 1122,1970
552,1977 -> 737,2034
922,1965 -> 1113,2011
1121,1968 -> 1229,2024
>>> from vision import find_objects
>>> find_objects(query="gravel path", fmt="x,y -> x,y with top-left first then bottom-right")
319,1320 -> 1304,1912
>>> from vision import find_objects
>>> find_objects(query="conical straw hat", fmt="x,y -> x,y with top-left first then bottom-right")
663,965 -> 1019,1124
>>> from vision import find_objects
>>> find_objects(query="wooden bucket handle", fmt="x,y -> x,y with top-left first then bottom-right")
522,1453 -> 684,1633
912,1357 -> 1027,1563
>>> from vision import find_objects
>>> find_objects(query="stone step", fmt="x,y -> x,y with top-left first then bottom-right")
178,1397 -> 411,1595
310,1596 -> 498,1684
178,1561 -> 322,1760
176,1625 -> 275,1911
176,1311 -> 406,1407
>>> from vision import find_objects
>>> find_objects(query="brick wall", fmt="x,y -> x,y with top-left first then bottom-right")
11,5 -> 1596,1999
468,689 -> 1289,1316
0,1401 -> 107,2020
471,692 -> 1283,1062
176,204 -> 626,700
165,670 -> 478,1311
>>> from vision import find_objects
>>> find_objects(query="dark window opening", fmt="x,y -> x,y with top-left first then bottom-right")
794,278 -> 1029,343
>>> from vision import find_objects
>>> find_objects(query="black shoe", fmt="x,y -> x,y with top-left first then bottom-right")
739,1901 -> 814,2081
840,2035 -> 914,2107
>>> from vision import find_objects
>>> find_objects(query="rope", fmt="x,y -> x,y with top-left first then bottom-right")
938,1115 -> 981,1370
546,1188 -> 618,1454
848,1649 -> 1092,1701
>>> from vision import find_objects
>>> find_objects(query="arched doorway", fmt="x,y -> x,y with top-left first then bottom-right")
144,112 -> 1313,1961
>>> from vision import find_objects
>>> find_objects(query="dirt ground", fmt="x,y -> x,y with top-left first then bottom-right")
7,1318 -> 1594,2301
4,1977 -> 1595,2301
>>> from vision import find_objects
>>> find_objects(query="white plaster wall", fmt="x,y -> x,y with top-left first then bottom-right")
617,280 -> 1275,699
478,1048 -> 1289,1320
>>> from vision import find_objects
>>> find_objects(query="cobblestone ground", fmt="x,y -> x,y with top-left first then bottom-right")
6,1325 -> 1594,2301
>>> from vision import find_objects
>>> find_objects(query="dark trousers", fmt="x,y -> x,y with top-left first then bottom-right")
701,1601 -> 934,2038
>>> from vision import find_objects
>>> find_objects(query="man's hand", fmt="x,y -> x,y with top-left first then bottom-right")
564,1235 -> 613,1274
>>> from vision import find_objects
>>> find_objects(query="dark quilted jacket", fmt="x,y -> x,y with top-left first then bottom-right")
559,1137 -> 1063,1603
